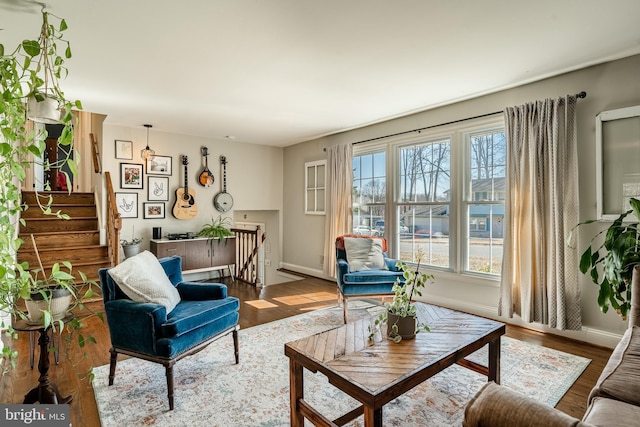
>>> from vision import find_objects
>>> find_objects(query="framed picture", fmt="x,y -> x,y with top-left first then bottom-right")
143,202 -> 165,219
146,155 -> 172,176
115,140 -> 133,160
120,163 -> 143,189
115,192 -> 138,218
148,176 -> 169,201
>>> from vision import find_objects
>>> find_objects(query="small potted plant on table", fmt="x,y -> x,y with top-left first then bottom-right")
372,254 -> 435,342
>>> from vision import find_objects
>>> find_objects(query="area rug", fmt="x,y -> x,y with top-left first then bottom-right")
93,306 -> 590,426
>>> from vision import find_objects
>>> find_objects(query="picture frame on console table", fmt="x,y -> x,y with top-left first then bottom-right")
144,202 -> 165,219
115,192 -> 138,218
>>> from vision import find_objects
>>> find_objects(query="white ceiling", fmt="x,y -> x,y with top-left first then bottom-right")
2,0 -> 640,147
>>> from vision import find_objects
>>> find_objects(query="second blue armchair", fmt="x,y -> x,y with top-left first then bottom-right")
335,235 -> 406,323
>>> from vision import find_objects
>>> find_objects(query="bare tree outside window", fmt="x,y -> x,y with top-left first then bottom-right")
399,140 -> 452,267
467,130 -> 506,274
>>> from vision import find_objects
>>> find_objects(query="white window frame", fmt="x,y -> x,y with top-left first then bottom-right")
595,105 -> 640,220
304,160 -> 326,215
354,115 -> 505,282
461,124 -> 506,278
352,147 -> 387,236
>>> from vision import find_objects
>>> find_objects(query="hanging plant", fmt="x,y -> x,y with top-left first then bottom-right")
0,9 -> 97,371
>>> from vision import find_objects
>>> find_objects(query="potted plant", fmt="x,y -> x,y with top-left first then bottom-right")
198,215 -> 234,256
371,255 -> 434,342
198,215 -> 234,240
569,197 -> 640,320
0,9 -> 93,368
120,237 -> 143,259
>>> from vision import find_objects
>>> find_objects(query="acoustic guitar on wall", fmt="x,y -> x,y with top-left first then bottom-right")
173,155 -> 199,219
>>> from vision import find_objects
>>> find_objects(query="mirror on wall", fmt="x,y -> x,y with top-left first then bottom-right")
595,105 -> 640,220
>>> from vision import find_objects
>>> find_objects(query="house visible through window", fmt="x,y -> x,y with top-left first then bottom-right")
352,117 -> 505,279
352,152 -> 385,236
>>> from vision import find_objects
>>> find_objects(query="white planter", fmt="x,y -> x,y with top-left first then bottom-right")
25,288 -> 72,325
27,96 -> 61,124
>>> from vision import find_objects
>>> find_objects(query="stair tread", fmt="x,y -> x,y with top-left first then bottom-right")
20,244 -> 108,251
21,216 -> 98,221
26,203 -> 96,210
28,259 -> 111,267
20,230 -> 99,235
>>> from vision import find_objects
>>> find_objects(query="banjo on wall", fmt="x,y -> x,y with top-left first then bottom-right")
214,155 -> 234,212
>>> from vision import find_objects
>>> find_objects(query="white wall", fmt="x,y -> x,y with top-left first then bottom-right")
101,125 -> 285,282
282,54 -> 640,347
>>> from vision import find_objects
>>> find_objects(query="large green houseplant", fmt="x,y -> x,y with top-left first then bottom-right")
570,198 -> 640,320
0,9 -> 97,370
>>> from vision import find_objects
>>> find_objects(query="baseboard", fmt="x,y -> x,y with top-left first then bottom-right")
279,263 -> 331,281
275,269 -> 306,281
280,263 -> 623,349
421,293 -> 623,349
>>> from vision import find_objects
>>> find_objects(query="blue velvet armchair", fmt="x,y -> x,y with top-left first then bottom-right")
98,255 -> 240,410
335,235 -> 406,322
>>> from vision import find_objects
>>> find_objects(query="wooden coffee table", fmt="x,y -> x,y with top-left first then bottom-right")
284,302 -> 505,427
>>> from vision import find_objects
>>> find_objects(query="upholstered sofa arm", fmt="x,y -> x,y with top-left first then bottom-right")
176,282 -> 228,300
104,299 -> 167,354
463,382 -> 593,427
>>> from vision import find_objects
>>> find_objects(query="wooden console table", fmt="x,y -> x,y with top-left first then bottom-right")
150,237 -> 236,276
14,314 -> 75,404
284,303 -> 505,427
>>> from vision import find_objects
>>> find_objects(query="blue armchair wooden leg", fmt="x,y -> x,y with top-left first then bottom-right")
166,364 -> 175,410
108,348 -> 117,386
233,328 -> 239,364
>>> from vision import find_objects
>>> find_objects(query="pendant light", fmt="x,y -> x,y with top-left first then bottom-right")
141,124 -> 155,161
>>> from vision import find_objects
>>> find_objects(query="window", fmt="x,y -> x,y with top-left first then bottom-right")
352,151 -> 385,236
464,130 -> 506,275
353,116 -> 505,279
305,160 -> 326,214
398,139 -> 451,267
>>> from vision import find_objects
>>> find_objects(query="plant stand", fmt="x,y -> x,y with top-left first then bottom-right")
14,314 -> 75,404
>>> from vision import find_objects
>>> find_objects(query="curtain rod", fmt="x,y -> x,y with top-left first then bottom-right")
346,90 -> 587,147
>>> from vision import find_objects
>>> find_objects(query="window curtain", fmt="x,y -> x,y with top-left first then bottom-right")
499,95 -> 581,330
323,144 -> 353,278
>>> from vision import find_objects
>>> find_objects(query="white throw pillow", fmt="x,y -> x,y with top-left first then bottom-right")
343,237 -> 389,272
107,250 -> 181,313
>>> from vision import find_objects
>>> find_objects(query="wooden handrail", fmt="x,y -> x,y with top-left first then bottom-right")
105,171 -> 122,266
232,226 -> 265,288
90,133 -> 101,174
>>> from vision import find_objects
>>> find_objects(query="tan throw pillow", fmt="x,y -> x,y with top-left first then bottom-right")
107,250 -> 181,313
344,237 -> 388,272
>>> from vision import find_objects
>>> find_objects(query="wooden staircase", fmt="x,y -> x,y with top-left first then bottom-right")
18,191 -> 111,287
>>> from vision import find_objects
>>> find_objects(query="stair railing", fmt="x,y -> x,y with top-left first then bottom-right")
105,171 -> 122,265
232,226 -> 265,288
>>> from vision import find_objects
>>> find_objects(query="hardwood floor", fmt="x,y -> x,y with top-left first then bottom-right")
0,276 -> 612,426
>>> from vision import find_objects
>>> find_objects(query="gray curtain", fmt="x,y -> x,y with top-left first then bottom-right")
499,95 -> 581,330
323,144 -> 353,278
